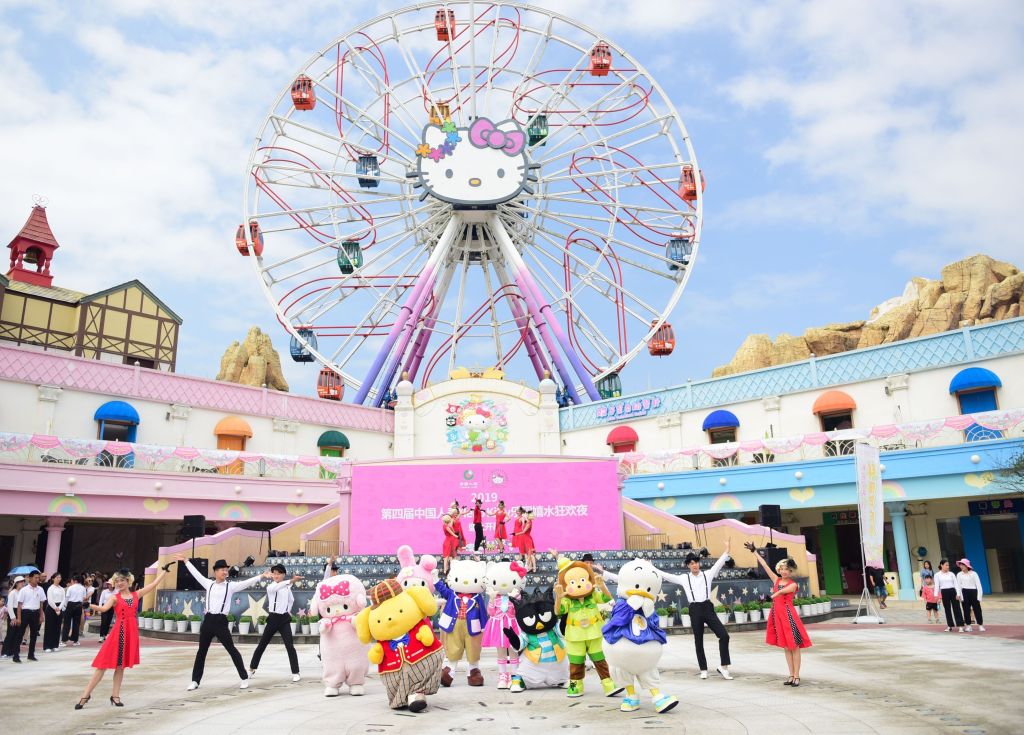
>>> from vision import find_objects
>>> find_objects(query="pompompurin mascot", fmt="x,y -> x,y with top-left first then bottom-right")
553,555 -> 621,698
601,559 -> 678,713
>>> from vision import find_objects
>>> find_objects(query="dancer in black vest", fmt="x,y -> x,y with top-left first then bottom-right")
249,564 -> 302,682
177,554 -> 268,690
660,539 -> 733,680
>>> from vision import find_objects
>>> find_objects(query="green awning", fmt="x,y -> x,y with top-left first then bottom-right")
317,430 -> 350,449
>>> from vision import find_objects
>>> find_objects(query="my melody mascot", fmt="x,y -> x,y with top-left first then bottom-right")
502,587 -> 569,692
355,578 -> 444,712
554,555 -> 621,698
481,560 -> 527,688
435,558 -> 489,686
396,544 -> 438,593
601,559 -> 678,713
309,574 -> 370,696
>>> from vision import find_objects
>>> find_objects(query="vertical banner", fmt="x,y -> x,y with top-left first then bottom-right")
855,442 -> 884,569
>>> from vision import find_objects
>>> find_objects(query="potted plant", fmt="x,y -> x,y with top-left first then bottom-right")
140,611 -> 151,630
238,615 -> 252,635
175,614 -> 188,633
821,595 -> 832,613
714,604 -> 729,625
681,607 -> 690,627
746,601 -> 762,623
164,613 -> 176,632
656,607 -> 669,629
189,614 -> 202,634
666,604 -> 678,627
290,614 -> 299,635
814,596 -> 825,615
310,614 -> 320,635
733,603 -> 748,624
147,612 -> 158,630
299,615 -> 311,635
257,615 -> 268,634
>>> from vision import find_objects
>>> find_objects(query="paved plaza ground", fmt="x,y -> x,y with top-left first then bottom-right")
7,598 -> 1024,735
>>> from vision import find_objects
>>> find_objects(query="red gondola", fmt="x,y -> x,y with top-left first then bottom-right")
234,224 -> 248,256
435,9 -> 455,41
589,42 -> 612,76
317,367 -> 344,401
248,221 -> 264,257
291,75 -> 316,111
678,164 -> 706,202
648,321 -> 675,357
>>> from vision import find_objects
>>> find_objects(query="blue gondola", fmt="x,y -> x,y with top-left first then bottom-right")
357,154 -> 380,188
289,327 -> 317,363
666,233 -> 693,271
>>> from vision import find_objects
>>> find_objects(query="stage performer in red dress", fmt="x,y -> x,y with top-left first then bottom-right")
748,543 -> 812,687
517,509 -> 536,572
490,501 -> 509,552
74,564 -> 171,710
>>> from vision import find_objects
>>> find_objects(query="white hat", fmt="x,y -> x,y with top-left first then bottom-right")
12,575 -> 25,584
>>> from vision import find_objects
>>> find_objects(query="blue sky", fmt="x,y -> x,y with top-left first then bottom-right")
1,1 -> 1021,398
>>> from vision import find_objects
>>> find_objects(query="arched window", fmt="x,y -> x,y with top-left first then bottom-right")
702,410 -> 739,444
606,425 -> 638,454
94,400 -> 139,469
214,416 -> 253,474
813,390 -> 856,456
949,367 -> 1002,441
317,430 -> 350,479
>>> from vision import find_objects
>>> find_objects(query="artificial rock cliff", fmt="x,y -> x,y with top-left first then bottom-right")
216,326 -> 290,391
712,254 -> 1023,377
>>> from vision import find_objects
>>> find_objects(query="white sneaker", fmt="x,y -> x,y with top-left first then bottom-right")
699,670 -> 708,680
187,681 -> 200,691
944,627 -> 951,632
958,627 -> 965,633
717,667 -> 733,680
292,674 -> 301,682
979,625 -> 986,632
964,625 -> 973,632
239,680 -> 249,690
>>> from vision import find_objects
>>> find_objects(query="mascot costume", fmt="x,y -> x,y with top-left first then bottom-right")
435,558 -> 489,686
309,574 -> 370,696
481,560 -> 527,688
396,544 -> 438,593
503,587 -> 569,692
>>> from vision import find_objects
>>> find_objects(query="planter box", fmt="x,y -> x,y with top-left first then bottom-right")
716,613 -> 729,625
681,615 -> 690,628
163,619 -> 176,632
141,618 -> 151,630
239,622 -> 251,635
825,601 -> 833,613
748,609 -> 762,623
657,616 -> 669,629
190,621 -> 201,634
301,624 -> 312,635
290,623 -> 299,634
176,621 -> 188,633
733,611 -> 748,624
258,624 -> 267,635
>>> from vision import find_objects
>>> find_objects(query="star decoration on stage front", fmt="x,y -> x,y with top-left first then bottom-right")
243,593 -> 268,623
181,599 -> 194,618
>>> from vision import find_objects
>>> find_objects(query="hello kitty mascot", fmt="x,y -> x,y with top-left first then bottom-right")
482,560 -> 528,688
396,544 -> 438,594
461,408 -> 493,452
309,574 -> 370,696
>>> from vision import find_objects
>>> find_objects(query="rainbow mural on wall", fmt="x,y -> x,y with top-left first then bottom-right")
709,494 -> 743,512
47,495 -> 87,515
882,481 -> 907,500
219,502 -> 251,520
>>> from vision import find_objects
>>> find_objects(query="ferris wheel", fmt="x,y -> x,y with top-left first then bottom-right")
239,1 -> 703,407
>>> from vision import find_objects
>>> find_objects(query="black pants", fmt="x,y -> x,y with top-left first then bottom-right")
100,608 -> 114,638
62,601 -> 83,642
191,614 -> 248,683
2,620 -> 21,656
249,612 -> 299,674
14,611 -> 41,659
941,587 -> 964,628
961,588 -> 983,625
43,606 -> 63,650
474,523 -> 485,551
689,600 -> 730,670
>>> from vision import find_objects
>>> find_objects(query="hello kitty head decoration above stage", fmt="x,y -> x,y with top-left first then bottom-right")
413,116 -> 539,207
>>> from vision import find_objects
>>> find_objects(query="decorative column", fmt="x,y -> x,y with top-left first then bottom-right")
537,377 -> 560,455
393,378 -> 415,458
886,502 -> 916,600
43,517 -> 67,575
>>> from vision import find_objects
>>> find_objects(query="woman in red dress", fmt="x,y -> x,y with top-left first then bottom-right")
441,513 -> 460,574
514,508 -> 536,571
490,500 -> 508,551
74,565 -> 171,709
749,543 -> 812,686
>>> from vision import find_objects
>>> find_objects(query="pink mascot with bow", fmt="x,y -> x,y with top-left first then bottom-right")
396,544 -> 438,593
309,574 -> 370,697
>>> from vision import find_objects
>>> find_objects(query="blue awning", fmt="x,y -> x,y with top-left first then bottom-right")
702,409 -> 740,431
93,400 -> 140,424
949,367 -> 1001,394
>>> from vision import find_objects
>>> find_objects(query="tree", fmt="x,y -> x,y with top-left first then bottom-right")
999,447 -> 1024,494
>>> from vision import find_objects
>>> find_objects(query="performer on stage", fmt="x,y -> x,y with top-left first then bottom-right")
441,513 -> 460,574
472,498 -> 486,552
74,565 -> 171,709
748,543 -> 812,686
249,564 -> 303,682
177,554 -> 269,691
657,539 -> 733,680
513,508 -> 536,572
490,500 -> 509,552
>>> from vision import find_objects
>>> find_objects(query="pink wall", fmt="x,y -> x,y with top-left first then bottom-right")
0,460 -> 338,523
0,344 -> 393,432
348,458 -> 622,554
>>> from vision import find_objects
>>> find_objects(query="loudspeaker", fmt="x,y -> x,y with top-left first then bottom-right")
182,515 -> 206,539
177,557 -> 207,591
758,504 -> 782,529
757,546 -> 789,578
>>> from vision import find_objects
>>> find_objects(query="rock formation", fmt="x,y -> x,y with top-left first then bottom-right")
712,254 -> 1023,377
216,326 -> 289,391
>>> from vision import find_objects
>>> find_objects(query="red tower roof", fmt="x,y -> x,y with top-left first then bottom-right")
6,204 -> 61,287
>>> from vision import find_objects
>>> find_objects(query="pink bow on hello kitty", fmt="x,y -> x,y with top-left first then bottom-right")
468,117 -> 526,156
320,580 -> 350,599
510,561 -> 528,578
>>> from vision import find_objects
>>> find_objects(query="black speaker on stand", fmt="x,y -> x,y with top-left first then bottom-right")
177,557 -> 208,591
182,515 -> 206,539
758,504 -> 782,529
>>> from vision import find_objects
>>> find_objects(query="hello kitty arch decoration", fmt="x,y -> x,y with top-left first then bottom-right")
445,395 -> 509,455
414,116 -> 536,206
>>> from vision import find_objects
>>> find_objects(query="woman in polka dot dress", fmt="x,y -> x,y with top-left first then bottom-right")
74,565 -> 171,710
747,543 -> 812,687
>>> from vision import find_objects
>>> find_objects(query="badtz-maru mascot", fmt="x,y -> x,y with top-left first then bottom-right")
601,559 -> 678,713
355,579 -> 444,712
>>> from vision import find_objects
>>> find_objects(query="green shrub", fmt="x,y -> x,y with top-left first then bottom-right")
299,615 -> 310,624
655,607 -> 669,616
681,607 -> 689,615
189,615 -> 201,622
258,615 -> 268,625
227,614 -> 236,623
239,615 -> 252,623
713,605 -> 727,613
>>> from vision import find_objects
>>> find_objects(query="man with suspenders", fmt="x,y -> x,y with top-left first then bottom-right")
659,539 -> 734,680
176,553 -> 269,690
248,564 -> 302,682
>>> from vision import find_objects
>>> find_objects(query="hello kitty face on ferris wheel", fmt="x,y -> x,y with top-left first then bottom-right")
413,117 -> 538,207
